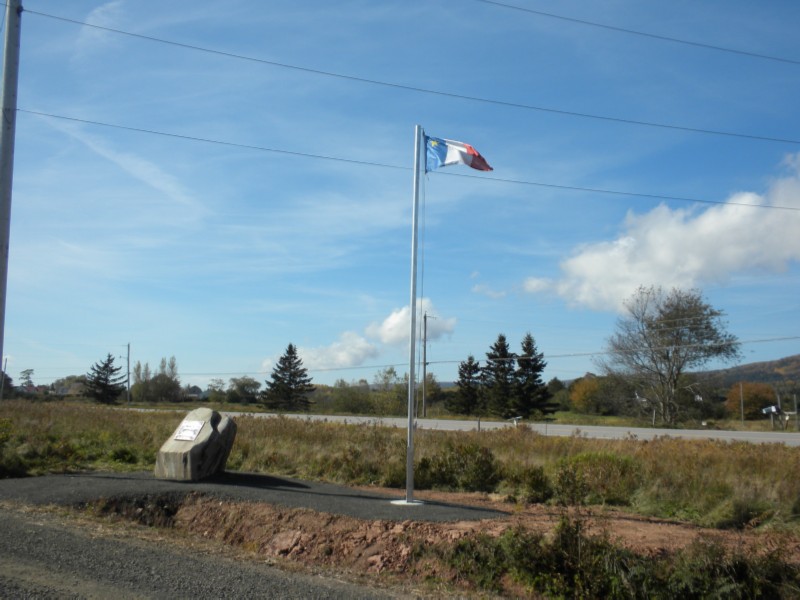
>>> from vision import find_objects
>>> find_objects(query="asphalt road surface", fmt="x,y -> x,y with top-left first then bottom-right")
0,472 -> 505,599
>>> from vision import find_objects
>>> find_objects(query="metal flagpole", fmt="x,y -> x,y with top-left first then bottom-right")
393,125 -> 424,506
0,0 -> 22,375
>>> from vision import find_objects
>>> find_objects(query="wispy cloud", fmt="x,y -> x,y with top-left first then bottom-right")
48,121 -> 205,214
73,1 -> 128,62
471,283 -> 507,299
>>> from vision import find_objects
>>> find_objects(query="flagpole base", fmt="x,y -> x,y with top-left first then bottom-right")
391,499 -> 424,506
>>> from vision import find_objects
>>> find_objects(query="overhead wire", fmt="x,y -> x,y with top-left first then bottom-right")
13,7 -> 800,381
22,8 -> 800,146
27,332 -> 800,383
470,0 -> 800,67
19,109 -> 800,213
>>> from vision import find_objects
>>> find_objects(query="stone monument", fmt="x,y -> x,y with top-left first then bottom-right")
154,407 -> 237,481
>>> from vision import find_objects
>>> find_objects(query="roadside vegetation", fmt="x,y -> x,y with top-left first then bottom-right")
2,400 -> 799,530
2,399 -> 799,597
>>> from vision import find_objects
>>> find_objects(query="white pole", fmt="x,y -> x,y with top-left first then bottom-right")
402,125 -> 423,504
0,0 -> 22,375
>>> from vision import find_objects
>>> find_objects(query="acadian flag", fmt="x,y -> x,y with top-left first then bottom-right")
425,136 -> 493,173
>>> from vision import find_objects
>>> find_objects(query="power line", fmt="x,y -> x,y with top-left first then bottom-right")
18,109 -> 402,171
427,335 -> 800,367
20,109 -> 800,213
471,0 -> 800,67
438,171 -> 800,212
24,8 -> 800,146
26,332 -> 800,383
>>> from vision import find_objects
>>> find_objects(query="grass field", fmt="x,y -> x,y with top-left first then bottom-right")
2,399 -> 799,531
2,399 -> 800,597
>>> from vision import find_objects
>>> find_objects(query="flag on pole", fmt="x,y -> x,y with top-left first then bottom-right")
425,136 -> 493,173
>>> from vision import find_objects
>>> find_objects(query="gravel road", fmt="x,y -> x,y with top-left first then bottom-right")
0,505 -> 394,599
0,472 -> 504,598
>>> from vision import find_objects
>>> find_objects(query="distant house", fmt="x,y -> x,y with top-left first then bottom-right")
183,385 -> 203,401
53,382 -> 86,397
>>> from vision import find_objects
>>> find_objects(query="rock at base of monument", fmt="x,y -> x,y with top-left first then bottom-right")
154,407 -> 237,481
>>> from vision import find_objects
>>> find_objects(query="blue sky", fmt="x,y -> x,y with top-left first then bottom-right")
5,0 -> 800,389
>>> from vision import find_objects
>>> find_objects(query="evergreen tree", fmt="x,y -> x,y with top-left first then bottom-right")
263,343 -> 315,411
513,333 -> 555,418
448,355 -> 483,415
85,353 -> 126,404
481,334 -> 516,418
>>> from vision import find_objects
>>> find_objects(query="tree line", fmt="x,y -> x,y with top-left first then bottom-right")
79,343 -> 317,411
9,286 -> 798,427
448,332 -> 556,419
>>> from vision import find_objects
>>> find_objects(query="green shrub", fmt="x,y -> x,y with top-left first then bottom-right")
434,516 -> 800,598
557,451 -> 642,506
553,461 -> 589,506
519,465 -> 553,504
715,495 -> 774,530
415,440 -> 500,493
109,446 -> 138,464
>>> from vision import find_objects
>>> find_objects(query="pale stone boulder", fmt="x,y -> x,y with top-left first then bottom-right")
154,408 -> 237,481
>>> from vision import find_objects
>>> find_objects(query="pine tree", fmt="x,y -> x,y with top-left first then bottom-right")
481,334 -> 516,418
448,355 -> 483,415
513,333 -> 555,418
85,353 -> 126,404
263,343 -> 315,411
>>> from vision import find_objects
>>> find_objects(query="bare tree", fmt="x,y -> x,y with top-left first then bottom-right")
599,286 -> 740,425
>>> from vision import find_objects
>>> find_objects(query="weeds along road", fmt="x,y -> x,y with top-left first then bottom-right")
224,412 -> 800,446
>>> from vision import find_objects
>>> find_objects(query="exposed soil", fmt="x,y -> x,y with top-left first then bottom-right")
91,485 -> 800,591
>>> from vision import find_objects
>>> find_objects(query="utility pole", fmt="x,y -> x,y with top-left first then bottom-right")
421,312 -> 436,419
0,0 -> 22,374
422,313 -> 427,418
739,382 -> 744,426
126,342 -> 131,404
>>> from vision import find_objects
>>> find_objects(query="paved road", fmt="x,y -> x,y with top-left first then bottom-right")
0,471 -> 505,522
227,412 -> 800,446
0,472 -> 504,598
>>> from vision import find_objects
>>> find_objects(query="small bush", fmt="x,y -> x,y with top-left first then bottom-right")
434,516 -> 800,598
109,446 -> 138,465
519,465 -> 553,504
557,452 -> 642,506
554,461 -> 589,506
716,495 -> 774,530
415,440 -> 500,493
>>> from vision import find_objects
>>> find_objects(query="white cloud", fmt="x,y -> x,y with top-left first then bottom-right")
74,1 -> 128,61
525,155 -> 800,312
260,300 -> 456,375
472,283 -> 507,299
53,123 -> 203,213
522,277 -> 552,294
297,332 -> 380,371
366,298 -> 456,345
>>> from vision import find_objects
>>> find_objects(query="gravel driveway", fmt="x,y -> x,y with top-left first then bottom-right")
0,472 -> 505,598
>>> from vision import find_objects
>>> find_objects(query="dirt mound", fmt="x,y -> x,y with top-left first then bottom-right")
107,487 -> 794,578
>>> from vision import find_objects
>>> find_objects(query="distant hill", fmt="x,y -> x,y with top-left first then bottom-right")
701,354 -> 800,388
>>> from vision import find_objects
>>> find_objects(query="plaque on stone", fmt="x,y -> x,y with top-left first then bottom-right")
174,420 -> 204,441
154,408 -> 237,481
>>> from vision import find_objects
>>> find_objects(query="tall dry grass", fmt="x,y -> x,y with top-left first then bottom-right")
2,401 -> 799,529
